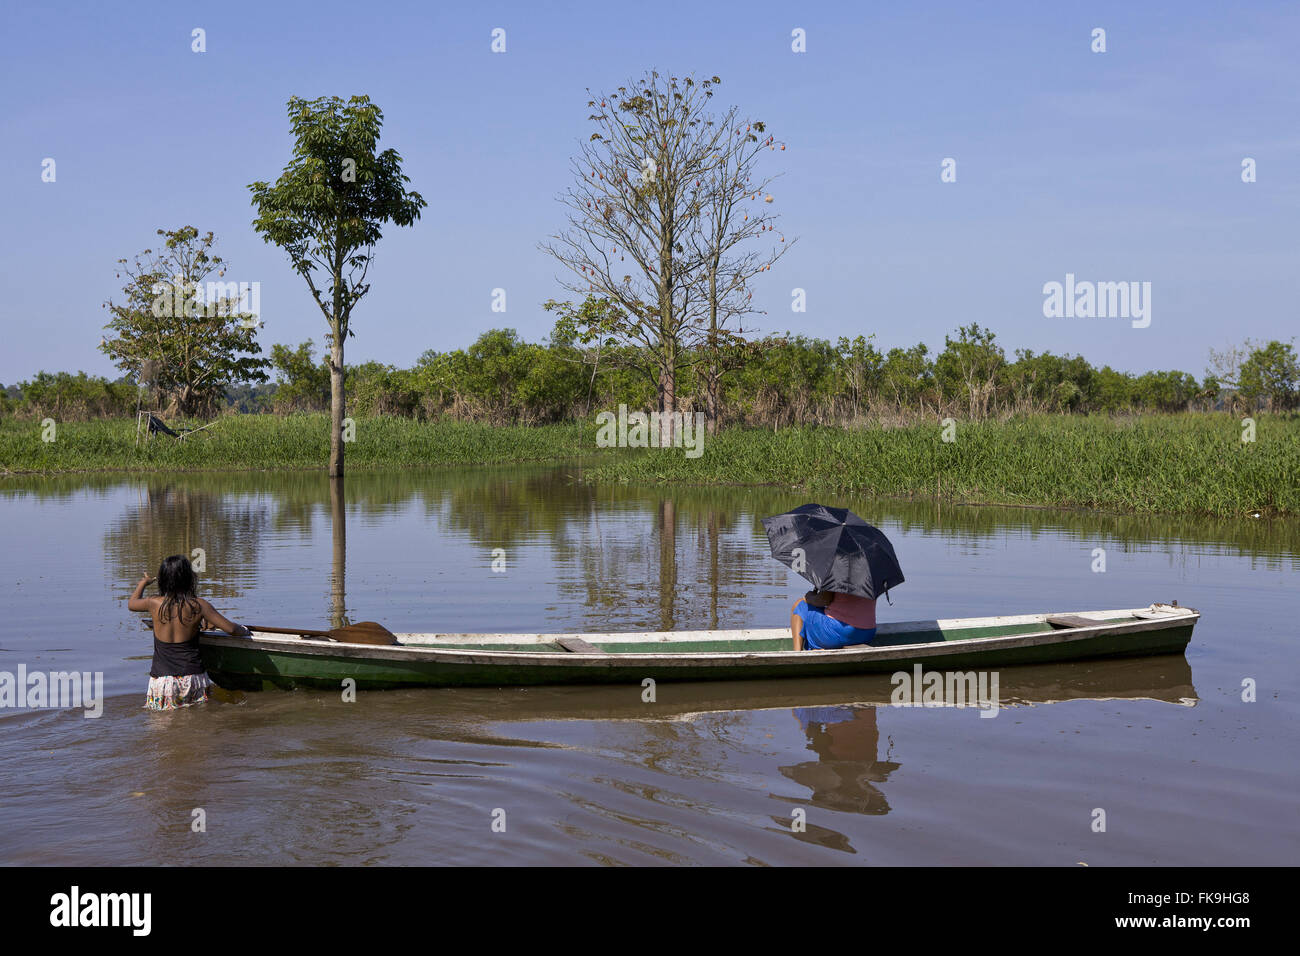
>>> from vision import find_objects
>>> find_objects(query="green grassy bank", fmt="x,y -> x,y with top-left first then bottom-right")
0,415 -> 588,474
585,414 -> 1300,517
3,413 -> 1296,518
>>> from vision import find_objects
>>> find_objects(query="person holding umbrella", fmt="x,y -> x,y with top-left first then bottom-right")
791,588 -> 877,651
761,504 -> 905,651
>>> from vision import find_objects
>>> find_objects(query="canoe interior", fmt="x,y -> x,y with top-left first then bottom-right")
393,616 -> 1138,653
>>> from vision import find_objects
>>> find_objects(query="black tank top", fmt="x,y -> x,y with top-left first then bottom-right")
150,635 -> 206,678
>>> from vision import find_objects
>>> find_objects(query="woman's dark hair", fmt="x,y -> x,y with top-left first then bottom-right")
156,554 -> 200,624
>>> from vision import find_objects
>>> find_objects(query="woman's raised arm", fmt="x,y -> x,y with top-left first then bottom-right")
127,573 -> 155,612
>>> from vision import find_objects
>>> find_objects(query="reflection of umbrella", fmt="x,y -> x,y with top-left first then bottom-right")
761,503 -> 904,599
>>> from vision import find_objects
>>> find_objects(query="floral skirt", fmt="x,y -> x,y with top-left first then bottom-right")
145,673 -> 214,711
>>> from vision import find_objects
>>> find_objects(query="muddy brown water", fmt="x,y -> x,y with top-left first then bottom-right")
0,465 -> 1295,864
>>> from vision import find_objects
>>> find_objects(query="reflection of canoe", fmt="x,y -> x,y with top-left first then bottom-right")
320,655 -> 1196,721
201,604 -> 1199,691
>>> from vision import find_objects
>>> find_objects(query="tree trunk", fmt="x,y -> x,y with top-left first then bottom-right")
706,267 -> 719,436
329,334 -> 346,477
705,369 -> 719,437
656,249 -> 676,446
658,363 -> 676,447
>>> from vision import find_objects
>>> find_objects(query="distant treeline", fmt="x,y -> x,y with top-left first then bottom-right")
4,326 -> 1296,424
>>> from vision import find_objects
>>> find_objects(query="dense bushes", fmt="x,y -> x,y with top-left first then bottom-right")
7,325 -> 1295,425
2,372 -> 137,420
265,326 -> 1260,427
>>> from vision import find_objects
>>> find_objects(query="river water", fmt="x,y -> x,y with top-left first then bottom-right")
0,465 -> 1295,865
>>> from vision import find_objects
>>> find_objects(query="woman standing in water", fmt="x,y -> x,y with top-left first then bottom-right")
128,555 -> 248,710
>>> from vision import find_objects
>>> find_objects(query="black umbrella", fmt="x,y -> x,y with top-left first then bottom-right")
761,503 -> 904,599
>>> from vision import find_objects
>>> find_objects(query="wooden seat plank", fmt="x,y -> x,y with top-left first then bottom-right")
1046,614 -> 1100,630
557,637 -> 602,654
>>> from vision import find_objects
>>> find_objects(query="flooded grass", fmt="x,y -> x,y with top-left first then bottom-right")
0,415 -> 589,474
4,412 -> 1297,517
584,413 -> 1300,517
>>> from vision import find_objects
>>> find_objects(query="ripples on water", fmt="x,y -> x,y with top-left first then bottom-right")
0,465 -> 1296,864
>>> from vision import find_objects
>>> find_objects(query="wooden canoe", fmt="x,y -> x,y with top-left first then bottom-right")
199,603 -> 1199,691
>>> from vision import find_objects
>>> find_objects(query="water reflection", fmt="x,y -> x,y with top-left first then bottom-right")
781,706 -> 899,850
449,656 -> 1196,856
100,483 -> 269,602
10,464 -> 1288,592
7,460 -> 1291,865
330,476 -> 346,629
21,459 -> 1297,636
438,655 -> 1198,722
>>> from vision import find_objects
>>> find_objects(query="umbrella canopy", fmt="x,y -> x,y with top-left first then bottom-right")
761,503 -> 904,599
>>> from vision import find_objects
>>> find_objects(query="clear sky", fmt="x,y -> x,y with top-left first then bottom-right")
1,0 -> 1297,384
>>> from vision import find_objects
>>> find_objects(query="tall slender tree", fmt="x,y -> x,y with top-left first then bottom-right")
250,95 -> 426,475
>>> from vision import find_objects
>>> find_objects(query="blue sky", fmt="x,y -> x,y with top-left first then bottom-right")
1,0 -> 1297,384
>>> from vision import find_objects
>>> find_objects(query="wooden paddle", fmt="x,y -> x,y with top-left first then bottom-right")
245,622 -> 398,645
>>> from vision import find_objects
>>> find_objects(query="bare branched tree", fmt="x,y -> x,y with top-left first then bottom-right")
542,71 -> 791,443
687,107 -> 794,434
1207,340 -> 1254,414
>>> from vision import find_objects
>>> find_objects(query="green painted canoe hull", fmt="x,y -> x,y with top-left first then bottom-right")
200,609 -> 1197,691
